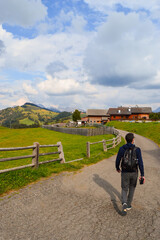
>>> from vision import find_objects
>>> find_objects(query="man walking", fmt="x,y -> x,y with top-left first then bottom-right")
116,133 -> 145,213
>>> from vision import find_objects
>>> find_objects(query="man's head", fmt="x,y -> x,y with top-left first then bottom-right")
125,133 -> 135,143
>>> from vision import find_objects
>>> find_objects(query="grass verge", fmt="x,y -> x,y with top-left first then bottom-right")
106,121 -> 160,146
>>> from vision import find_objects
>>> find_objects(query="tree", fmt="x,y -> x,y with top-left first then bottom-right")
149,112 -> 160,120
72,109 -> 81,122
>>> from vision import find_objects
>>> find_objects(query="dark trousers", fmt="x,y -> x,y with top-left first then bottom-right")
121,172 -> 138,205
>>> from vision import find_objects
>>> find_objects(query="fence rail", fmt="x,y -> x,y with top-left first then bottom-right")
0,146 -> 35,151
86,131 -> 121,158
0,142 -> 65,174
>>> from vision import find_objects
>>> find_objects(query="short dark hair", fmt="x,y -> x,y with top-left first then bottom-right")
125,133 -> 134,143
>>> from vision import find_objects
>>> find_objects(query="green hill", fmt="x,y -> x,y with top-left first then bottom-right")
0,103 -> 72,128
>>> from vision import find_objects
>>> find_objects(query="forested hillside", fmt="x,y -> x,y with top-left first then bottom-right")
0,103 -> 72,128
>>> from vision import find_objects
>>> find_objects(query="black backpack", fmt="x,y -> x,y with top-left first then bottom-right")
121,146 -> 138,171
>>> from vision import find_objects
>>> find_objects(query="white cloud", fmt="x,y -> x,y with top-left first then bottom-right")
0,2 -> 160,111
38,76 -> 80,95
0,0 -> 47,27
46,61 -> 68,78
23,83 -> 38,95
84,12 -> 160,88
38,75 -> 97,96
0,39 -> 6,68
82,84 -> 160,111
68,15 -> 87,34
0,40 -> 5,55
0,95 -> 29,109
0,75 -> 160,111
84,0 -> 160,20
0,87 -> 13,96
0,24 -> 90,74
12,97 -> 29,106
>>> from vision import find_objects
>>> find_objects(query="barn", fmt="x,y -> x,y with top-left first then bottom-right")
81,109 -> 110,124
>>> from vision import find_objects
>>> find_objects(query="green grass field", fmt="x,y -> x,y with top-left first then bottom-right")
0,127 -> 124,196
106,121 -> 160,146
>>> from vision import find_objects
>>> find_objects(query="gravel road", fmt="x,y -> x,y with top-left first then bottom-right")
0,130 -> 160,240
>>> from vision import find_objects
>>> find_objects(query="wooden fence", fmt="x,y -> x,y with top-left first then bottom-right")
0,129 -> 121,173
86,132 -> 121,158
0,142 -> 65,174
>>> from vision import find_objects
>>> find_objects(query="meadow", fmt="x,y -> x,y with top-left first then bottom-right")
106,121 -> 160,146
0,126 -> 124,195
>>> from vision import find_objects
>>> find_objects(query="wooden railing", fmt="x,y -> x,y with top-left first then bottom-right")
86,132 -> 121,158
0,142 -> 65,174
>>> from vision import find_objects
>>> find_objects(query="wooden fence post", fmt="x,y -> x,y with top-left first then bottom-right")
87,142 -> 90,158
117,136 -> 119,145
32,142 -> 39,168
113,138 -> 116,148
57,142 -> 65,163
103,139 -> 107,152
119,135 -> 121,144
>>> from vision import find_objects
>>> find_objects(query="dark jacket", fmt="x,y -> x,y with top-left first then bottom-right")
116,143 -> 144,176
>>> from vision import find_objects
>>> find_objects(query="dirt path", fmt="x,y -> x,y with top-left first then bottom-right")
0,130 -> 160,240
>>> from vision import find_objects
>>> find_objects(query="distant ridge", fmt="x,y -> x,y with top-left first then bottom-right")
22,102 -> 61,113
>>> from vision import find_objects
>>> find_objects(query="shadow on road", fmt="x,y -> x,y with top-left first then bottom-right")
93,174 -> 125,216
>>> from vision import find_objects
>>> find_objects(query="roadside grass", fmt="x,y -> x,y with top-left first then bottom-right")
0,127 -> 124,195
106,121 -> 160,146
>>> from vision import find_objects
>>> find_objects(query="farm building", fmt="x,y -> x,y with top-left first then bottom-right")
108,107 -> 152,121
81,109 -> 110,124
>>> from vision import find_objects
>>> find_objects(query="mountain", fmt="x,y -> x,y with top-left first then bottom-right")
154,107 -> 160,113
0,102 -> 72,128
22,102 -> 61,113
23,103 -> 85,113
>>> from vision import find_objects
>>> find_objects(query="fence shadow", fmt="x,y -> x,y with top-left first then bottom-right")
93,174 -> 125,216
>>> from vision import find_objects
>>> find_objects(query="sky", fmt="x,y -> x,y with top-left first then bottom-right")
0,0 -> 160,111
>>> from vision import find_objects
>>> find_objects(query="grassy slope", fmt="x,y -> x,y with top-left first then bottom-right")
0,127 -> 124,195
21,105 -> 59,122
106,121 -> 160,146
19,118 -> 35,125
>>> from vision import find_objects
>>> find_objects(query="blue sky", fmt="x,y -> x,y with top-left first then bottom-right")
0,0 -> 160,111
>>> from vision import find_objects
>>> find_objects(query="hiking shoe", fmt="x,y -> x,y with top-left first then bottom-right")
122,203 -> 127,212
127,205 -> 132,210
